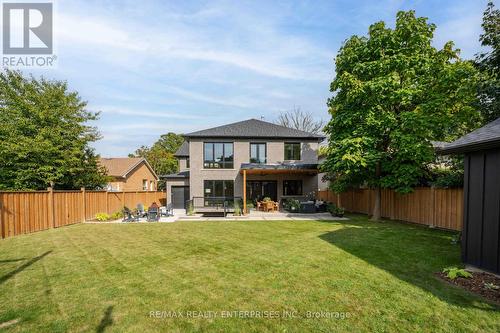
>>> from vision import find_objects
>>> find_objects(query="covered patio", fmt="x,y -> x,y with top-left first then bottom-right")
240,162 -> 320,214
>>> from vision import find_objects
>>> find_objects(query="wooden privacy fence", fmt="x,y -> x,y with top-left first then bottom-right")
317,187 -> 463,231
0,188 -> 166,239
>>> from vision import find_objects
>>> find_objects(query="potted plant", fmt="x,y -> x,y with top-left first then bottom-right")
262,197 -> 271,202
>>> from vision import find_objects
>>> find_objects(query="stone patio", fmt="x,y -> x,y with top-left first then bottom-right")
86,209 -> 347,224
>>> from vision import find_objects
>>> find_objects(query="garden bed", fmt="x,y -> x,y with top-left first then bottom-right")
436,271 -> 500,304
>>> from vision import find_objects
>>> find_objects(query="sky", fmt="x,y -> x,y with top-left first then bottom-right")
25,0 -> 492,156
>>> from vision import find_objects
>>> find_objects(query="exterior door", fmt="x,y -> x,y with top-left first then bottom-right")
171,186 -> 189,209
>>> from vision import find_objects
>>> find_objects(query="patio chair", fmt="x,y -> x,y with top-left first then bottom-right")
122,207 -> 138,222
273,201 -> 279,212
136,203 -> 147,218
256,201 -> 263,211
159,204 -> 173,217
166,203 -> 173,216
147,207 -> 160,222
265,201 -> 274,212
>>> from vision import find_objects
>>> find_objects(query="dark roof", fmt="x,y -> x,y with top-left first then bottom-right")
240,163 -> 318,170
439,118 -> 500,154
174,141 -> 189,157
160,171 -> 190,179
184,119 -> 325,140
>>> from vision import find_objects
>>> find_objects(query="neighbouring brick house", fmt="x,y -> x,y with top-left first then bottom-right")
163,118 -> 325,211
99,157 -> 158,191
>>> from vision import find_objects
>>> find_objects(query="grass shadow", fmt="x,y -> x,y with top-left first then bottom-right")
96,306 -> 114,333
318,216 -> 498,310
0,251 -> 52,285
0,258 -> 27,264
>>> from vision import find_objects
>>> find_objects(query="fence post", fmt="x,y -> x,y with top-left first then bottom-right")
0,195 -> 4,239
122,191 -> 125,209
48,187 -> 55,228
106,190 -> 110,214
81,187 -> 86,223
430,186 -> 436,227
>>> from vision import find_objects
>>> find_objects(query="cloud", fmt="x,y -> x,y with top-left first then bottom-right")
55,9 -> 333,81
95,106 -> 202,120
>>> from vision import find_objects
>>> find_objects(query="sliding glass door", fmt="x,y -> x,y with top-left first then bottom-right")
246,181 -> 277,202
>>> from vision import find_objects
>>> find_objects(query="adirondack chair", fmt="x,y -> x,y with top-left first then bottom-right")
136,203 -> 147,218
147,207 -> 160,222
122,207 -> 138,222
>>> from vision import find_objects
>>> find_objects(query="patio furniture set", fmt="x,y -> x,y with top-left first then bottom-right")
256,200 -> 279,212
122,202 -> 173,222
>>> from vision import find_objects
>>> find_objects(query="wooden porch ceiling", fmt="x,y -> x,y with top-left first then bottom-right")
239,169 -> 318,175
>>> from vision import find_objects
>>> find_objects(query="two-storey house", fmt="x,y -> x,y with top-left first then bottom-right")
163,119 -> 325,212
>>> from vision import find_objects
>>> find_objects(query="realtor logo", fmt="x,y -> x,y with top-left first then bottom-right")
2,2 -> 52,54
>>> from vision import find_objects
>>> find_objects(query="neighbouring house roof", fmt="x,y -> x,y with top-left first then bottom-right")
99,157 -> 158,179
174,141 -> 189,157
160,171 -> 190,179
184,119 -> 325,140
439,118 -> 500,154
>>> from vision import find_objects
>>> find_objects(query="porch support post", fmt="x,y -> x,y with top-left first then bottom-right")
243,170 -> 247,215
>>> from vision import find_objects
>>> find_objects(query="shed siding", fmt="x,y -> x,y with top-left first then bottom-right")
463,148 -> 500,273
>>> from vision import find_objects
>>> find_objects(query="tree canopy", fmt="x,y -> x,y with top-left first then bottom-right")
476,1 -> 500,123
0,70 -> 108,190
129,132 -> 184,190
322,11 -> 481,219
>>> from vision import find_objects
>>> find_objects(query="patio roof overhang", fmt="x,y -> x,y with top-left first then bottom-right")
239,163 -> 319,175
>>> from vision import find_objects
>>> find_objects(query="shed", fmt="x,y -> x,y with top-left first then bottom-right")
439,118 -> 500,274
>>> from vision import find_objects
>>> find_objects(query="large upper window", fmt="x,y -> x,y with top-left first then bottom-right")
284,142 -> 301,160
250,143 -> 266,164
204,143 -> 234,169
283,180 -> 303,196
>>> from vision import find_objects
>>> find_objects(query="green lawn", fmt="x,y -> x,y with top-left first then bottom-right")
0,215 -> 498,332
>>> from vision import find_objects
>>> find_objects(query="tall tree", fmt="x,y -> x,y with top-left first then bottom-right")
129,132 -> 184,190
0,70 -> 108,190
322,11 -> 481,220
476,1 -> 500,123
276,107 -> 324,134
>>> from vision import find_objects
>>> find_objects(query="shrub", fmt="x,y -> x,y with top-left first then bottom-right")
287,199 -> 300,212
327,203 -> 337,214
335,206 -> 345,217
442,267 -> 472,280
187,201 -> 195,216
233,200 -> 241,216
95,213 -> 110,221
430,167 -> 464,188
246,200 -> 255,209
110,211 -> 123,220
262,197 -> 271,202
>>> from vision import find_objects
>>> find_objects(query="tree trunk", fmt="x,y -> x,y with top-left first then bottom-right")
371,185 -> 381,221
371,162 -> 382,221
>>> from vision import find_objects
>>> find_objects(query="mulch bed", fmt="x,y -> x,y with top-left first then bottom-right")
436,271 -> 500,304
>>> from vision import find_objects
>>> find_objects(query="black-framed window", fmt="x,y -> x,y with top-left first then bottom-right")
284,142 -> 301,160
186,158 -> 190,168
204,142 -> 234,168
204,180 -> 234,198
250,143 -> 266,164
283,180 -> 303,196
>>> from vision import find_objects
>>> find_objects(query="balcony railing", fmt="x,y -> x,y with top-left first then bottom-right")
187,196 -> 243,216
